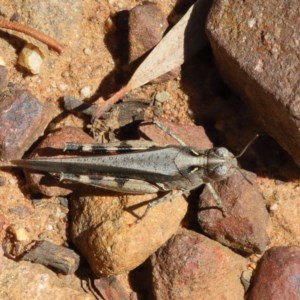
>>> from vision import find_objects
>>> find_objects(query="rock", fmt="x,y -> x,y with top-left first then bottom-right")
128,2 -> 168,63
0,258 -> 93,300
0,65 -> 8,91
7,225 -> 30,242
139,118 -> 213,149
21,0 -> 82,50
206,0 -> 300,166
25,126 -> 95,196
247,246 -> 300,300
70,191 -> 187,277
151,229 -> 247,300
18,43 -> 44,74
154,91 -> 170,104
93,276 -> 130,300
241,269 -> 253,292
80,86 -> 92,98
0,89 -> 57,162
22,240 -> 80,275
128,2 -> 180,82
198,170 -> 269,254
267,182 -> 300,246
8,205 -> 33,218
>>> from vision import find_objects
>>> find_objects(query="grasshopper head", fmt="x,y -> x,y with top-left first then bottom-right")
205,147 -> 238,181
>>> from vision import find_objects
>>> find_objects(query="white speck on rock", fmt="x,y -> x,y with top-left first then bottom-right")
254,59 -> 264,73
248,18 -> 256,28
269,203 -> 279,211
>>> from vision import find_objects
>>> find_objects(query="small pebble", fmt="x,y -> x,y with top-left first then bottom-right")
58,83 -> 68,92
104,17 -> 116,32
241,269 -> 253,291
0,8 -> 7,17
0,177 -> 5,186
187,108 -> 194,117
153,106 -> 163,117
10,12 -> 20,22
155,91 -> 170,103
0,56 -> 6,66
18,43 -> 44,74
269,203 -> 279,211
8,225 -> 30,242
274,179 -> 285,185
57,196 -> 69,208
80,86 -> 92,98
249,262 -> 257,270
83,47 -> 92,55
61,71 -> 70,78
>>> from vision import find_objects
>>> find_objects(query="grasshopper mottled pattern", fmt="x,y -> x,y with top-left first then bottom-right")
12,122 -> 251,214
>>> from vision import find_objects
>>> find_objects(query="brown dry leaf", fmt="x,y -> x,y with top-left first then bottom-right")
93,0 -> 211,119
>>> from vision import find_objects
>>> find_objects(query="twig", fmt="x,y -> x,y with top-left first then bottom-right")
0,19 -> 63,54
92,86 -> 128,120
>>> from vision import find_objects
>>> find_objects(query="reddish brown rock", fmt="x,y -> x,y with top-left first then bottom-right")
198,170 -> 269,253
0,89 -> 57,161
128,2 -> 168,63
93,276 -> 130,300
70,191 -> 187,277
206,0 -> 300,166
25,126 -> 95,196
151,229 -> 247,300
128,3 -> 180,82
139,119 -> 213,149
247,246 -> 300,300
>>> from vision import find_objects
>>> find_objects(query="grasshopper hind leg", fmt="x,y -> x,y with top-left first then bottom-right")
59,173 -> 160,194
64,140 -> 157,153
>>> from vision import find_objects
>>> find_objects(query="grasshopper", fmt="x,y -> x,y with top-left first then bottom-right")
11,121 -> 256,216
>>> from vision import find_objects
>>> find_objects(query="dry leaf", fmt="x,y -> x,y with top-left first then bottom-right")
93,0 -> 211,119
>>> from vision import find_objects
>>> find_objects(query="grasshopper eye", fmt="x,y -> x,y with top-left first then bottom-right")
215,147 -> 228,158
214,165 -> 228,177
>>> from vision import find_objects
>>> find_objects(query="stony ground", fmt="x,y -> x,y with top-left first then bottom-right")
0,0 -> 299,299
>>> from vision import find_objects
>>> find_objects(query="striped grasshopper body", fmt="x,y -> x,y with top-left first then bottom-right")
12,139 -> 238,212
12,121 -> 256,214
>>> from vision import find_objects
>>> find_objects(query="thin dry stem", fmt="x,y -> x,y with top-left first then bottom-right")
0,19 -> 63,54
92,86 -> 129,120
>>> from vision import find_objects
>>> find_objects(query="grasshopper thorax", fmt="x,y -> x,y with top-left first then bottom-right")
205,147 -> 238,181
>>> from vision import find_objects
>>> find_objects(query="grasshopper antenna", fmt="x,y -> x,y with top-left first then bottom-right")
234,134 -> 259,158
